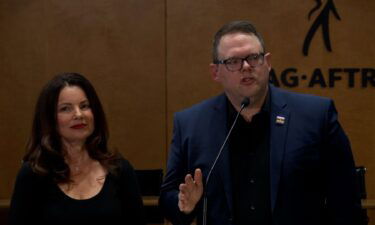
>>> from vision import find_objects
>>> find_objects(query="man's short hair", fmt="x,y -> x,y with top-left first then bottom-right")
212,20 -> 266,62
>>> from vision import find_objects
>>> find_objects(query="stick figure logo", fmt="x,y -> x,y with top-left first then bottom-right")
303,0 -> 341,56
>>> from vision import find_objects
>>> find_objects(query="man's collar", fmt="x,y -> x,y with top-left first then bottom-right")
226,91 -> 270,115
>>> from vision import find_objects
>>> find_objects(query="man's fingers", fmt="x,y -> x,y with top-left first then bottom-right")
178,191 -> 185,201
184,173 -> 194,186
194,168 -> 203,186
178,169 -> 204,214
179,183 -> 188,193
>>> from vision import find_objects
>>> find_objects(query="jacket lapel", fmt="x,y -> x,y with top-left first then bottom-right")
269,85 -> 290,212
210,94 -> 233,213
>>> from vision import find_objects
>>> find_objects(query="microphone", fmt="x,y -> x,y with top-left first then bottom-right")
241,97 -> 250,108
202,97 -> 250,225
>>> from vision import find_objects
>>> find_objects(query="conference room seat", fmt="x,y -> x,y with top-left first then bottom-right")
135,169 -> 164,225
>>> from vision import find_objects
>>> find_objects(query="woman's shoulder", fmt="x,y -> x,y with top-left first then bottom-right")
106,156 -> 139,191
17,162 -> 38,179
14,161 -> 49,188
117,156 -> 135,174
107,155 -> 135,177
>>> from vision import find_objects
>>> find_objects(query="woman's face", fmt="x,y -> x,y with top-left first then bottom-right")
56,86 -> 94,145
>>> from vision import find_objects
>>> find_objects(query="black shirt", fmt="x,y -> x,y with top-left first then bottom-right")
9,158 -> 145,225
228,96 -> 272,225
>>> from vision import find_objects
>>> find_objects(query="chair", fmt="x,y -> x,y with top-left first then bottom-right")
135,169 -> 164,224
356,166 -> 369,225
0,200 -> 10,225
321,166 -> 369,225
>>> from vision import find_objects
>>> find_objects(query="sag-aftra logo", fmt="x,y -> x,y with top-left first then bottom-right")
270,0 -> 375,88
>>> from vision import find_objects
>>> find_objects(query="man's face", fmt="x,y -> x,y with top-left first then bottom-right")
210,33 -> 271,105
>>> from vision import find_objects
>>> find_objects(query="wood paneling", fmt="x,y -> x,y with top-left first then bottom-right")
0,0 -> 166,198
0,0 -> 374,223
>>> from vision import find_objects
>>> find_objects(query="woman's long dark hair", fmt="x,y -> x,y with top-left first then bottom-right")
24,72 -> 121,183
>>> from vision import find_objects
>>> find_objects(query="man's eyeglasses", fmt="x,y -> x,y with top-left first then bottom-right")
214,53 -> 265,72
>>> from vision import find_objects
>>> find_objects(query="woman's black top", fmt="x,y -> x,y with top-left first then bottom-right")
9,158 -> 145,225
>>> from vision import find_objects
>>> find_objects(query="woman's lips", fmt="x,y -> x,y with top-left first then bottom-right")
70,124 -> 86,129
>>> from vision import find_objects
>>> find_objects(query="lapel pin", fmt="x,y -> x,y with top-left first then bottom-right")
276,116 -> 285,125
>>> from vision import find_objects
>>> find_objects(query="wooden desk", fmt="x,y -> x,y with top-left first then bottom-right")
363,199 -> 375,209
0,200 -> 10,209
143,196 -> 159,206
144,198 -> 375,209
0,197 -> 159,207
1,198 -> 374,208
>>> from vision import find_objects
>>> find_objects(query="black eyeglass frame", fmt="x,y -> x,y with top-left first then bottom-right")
214,53 -> 266,72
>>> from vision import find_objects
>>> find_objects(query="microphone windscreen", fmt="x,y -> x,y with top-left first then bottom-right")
241,97 -> 250,108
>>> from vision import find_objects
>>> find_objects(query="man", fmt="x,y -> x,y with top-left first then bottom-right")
159,20 -> 361,225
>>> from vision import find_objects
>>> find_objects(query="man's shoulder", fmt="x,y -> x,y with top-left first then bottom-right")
271,85 -> 332,108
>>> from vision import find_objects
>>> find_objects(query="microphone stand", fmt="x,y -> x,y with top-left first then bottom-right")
202,98 -> 250,225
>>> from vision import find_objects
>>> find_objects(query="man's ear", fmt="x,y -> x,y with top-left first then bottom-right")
210,63 -> 220,82
264,53 -> 272,72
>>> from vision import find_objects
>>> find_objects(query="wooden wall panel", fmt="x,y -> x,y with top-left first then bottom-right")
0,0 -> 166,198
0,0 -> 49,199
0,1 -> 374,223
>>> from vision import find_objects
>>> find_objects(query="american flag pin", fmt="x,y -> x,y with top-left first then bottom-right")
276,116 -> 285,125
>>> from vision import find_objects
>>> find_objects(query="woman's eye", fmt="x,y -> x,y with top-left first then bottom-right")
59,106 -> 71,112
81,103 -> 90,110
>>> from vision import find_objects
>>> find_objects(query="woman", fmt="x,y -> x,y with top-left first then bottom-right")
9,73 -> 145,225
